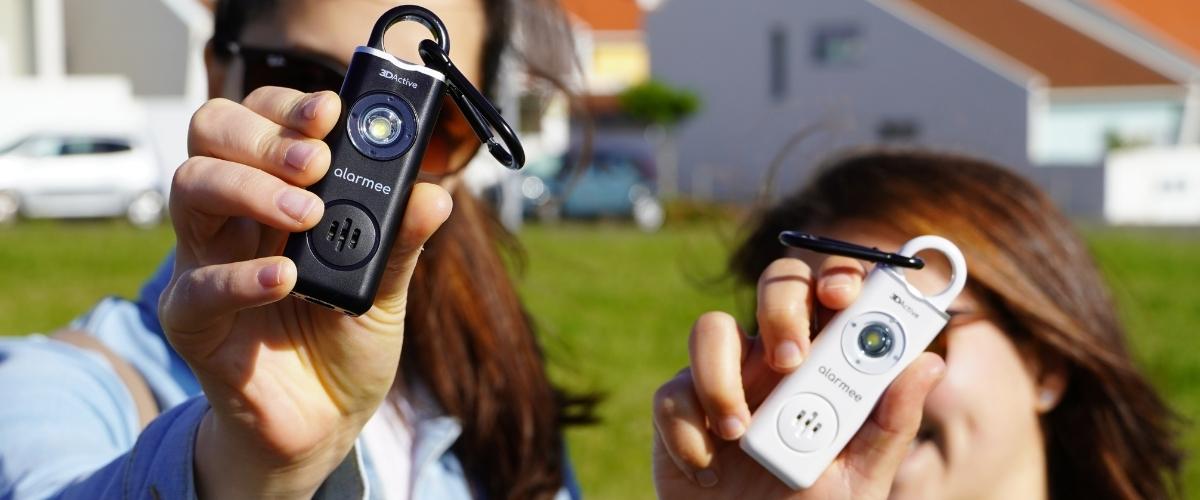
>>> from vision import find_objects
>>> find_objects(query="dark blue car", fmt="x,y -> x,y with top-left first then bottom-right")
521,147 -> 663,231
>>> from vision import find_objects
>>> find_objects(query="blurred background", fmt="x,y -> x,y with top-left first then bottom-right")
0,0 -> 1197,498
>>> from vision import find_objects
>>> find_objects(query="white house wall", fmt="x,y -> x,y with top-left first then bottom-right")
1105,146 -> 1200,225
0,0 -> 35,76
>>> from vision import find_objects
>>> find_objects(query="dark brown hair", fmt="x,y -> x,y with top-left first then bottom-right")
732,148 -> 1183,499
213,1 -> 593,498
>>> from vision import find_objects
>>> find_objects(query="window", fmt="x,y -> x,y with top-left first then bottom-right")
92,140 -> 132,154
877,118 -> 920,142
769,27 -> 788,100
58,138 -> 132,156
812,24 -> 863,66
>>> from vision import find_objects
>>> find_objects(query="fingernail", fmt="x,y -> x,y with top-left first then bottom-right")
284,142 -> 319,172
695,469 -> 719,488
719,416 -> 745,440
300,94 -> 324,120
822,273 -> 853,292
774,340 -> 803,370
257,262 -> 283,288
277,189 -> 317,222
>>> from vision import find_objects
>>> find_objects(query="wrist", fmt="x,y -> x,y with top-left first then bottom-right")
194,408 -> 359,499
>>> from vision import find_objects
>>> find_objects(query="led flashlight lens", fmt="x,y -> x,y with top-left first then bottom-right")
360,106 -> 402,146
857,323 -> 893,358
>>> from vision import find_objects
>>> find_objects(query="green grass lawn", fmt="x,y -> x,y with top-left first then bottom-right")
0,220 -> 1197,498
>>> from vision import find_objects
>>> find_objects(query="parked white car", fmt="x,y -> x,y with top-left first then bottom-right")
0,134 -> 165,227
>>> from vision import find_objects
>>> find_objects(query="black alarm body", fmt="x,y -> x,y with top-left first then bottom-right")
282,6 -> 523,317
283,46 -> 445,316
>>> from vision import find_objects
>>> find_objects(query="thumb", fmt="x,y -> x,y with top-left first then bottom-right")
370,182 -> 453,319
839,352 -> 945,492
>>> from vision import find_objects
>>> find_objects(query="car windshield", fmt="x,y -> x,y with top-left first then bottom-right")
0,136 -> 133,157
60,138 -> 132,155
0,138 -> 26,156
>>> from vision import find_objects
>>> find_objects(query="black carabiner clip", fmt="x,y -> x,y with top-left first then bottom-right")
779,231 -> 926,269
418,39 -> 526,169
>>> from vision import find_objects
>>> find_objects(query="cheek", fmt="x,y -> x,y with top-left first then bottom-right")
421,132 -> 452,174
925,324 -> 1042,468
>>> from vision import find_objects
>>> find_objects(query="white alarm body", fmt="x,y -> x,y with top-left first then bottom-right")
740,236 -> 966,489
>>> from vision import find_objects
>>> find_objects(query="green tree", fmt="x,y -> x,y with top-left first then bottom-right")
619,80 -> 701,197
619,79 -> 700,127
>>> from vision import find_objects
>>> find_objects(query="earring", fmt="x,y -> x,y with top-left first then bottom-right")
1038,389 -> 1056,411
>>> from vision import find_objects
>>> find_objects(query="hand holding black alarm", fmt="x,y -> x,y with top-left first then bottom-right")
159,6 -> 522,497
284,5 -> 524,315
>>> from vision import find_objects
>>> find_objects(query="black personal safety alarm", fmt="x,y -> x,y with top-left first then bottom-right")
283,5 -> 524,316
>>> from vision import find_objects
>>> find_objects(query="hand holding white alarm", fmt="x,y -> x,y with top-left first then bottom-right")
652,235 -> 960,498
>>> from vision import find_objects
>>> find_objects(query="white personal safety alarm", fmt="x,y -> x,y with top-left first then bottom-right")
740,234 -> 967,489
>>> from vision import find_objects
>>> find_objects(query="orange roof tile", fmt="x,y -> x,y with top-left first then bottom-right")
1094,0 -> 1200,62
559,0 -> 642,32
905,0 -> 1176,87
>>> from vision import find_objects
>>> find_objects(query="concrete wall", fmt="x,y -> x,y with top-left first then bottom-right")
645,0 -> 1034,203
63,0 -> 189,96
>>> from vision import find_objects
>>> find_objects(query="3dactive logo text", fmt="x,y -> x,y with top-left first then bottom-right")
818,365 -> 863,403
890,293 -> 920,319
379,69 -> 418,88
334,167 -> 392,195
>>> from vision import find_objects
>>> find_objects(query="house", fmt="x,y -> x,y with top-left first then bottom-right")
1088,0 -> 1200,61
561,0 -> 650,96
0,0 -> 211,195
645,0 -> 1200,217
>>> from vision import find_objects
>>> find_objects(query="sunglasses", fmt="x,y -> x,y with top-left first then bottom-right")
235,45 -> 348,96
225,44 -> 471,151
216,40 -> 523,171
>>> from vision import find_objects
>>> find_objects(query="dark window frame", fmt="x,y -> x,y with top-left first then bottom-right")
769,26 -> 788,101
812,23 -> 863,67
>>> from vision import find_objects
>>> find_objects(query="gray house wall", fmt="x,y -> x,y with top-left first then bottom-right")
63,0 -> 189,97
646,0 -> 1034,203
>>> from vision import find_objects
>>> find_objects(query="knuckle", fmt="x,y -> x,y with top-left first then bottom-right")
241,86 -> 276,108
188,99 -> 239,155
226,161 -> 267,193
190,266 -> 234,300
765,256 -> 811,277
157,281 -> 179,328
653,380 -> 692,422
693,311 -> 735,336
190,98 -> 233,130
758,303 -> 807,335
171,157 -> 209,198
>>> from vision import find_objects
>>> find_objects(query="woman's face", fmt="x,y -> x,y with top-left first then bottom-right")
208,0 -> 486,177
792,223 -> 1058,500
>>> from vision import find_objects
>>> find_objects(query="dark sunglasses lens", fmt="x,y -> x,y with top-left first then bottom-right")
241,50 -> 345,97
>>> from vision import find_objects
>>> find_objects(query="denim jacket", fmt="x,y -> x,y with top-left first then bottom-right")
0,254 -> 579,499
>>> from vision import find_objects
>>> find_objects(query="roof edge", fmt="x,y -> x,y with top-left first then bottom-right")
869,0 -> 1044,89
1021,0 -> 1199,83
1047,83 -> 1189,101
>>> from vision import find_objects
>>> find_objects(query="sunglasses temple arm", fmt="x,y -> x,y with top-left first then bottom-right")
419,39 -> 525,169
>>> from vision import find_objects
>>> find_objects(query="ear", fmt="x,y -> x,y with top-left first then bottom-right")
1034,354 -> 1068,413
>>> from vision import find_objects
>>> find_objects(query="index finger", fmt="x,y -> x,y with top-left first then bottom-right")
756,257 -> 814,373
241,86 -> 341,139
